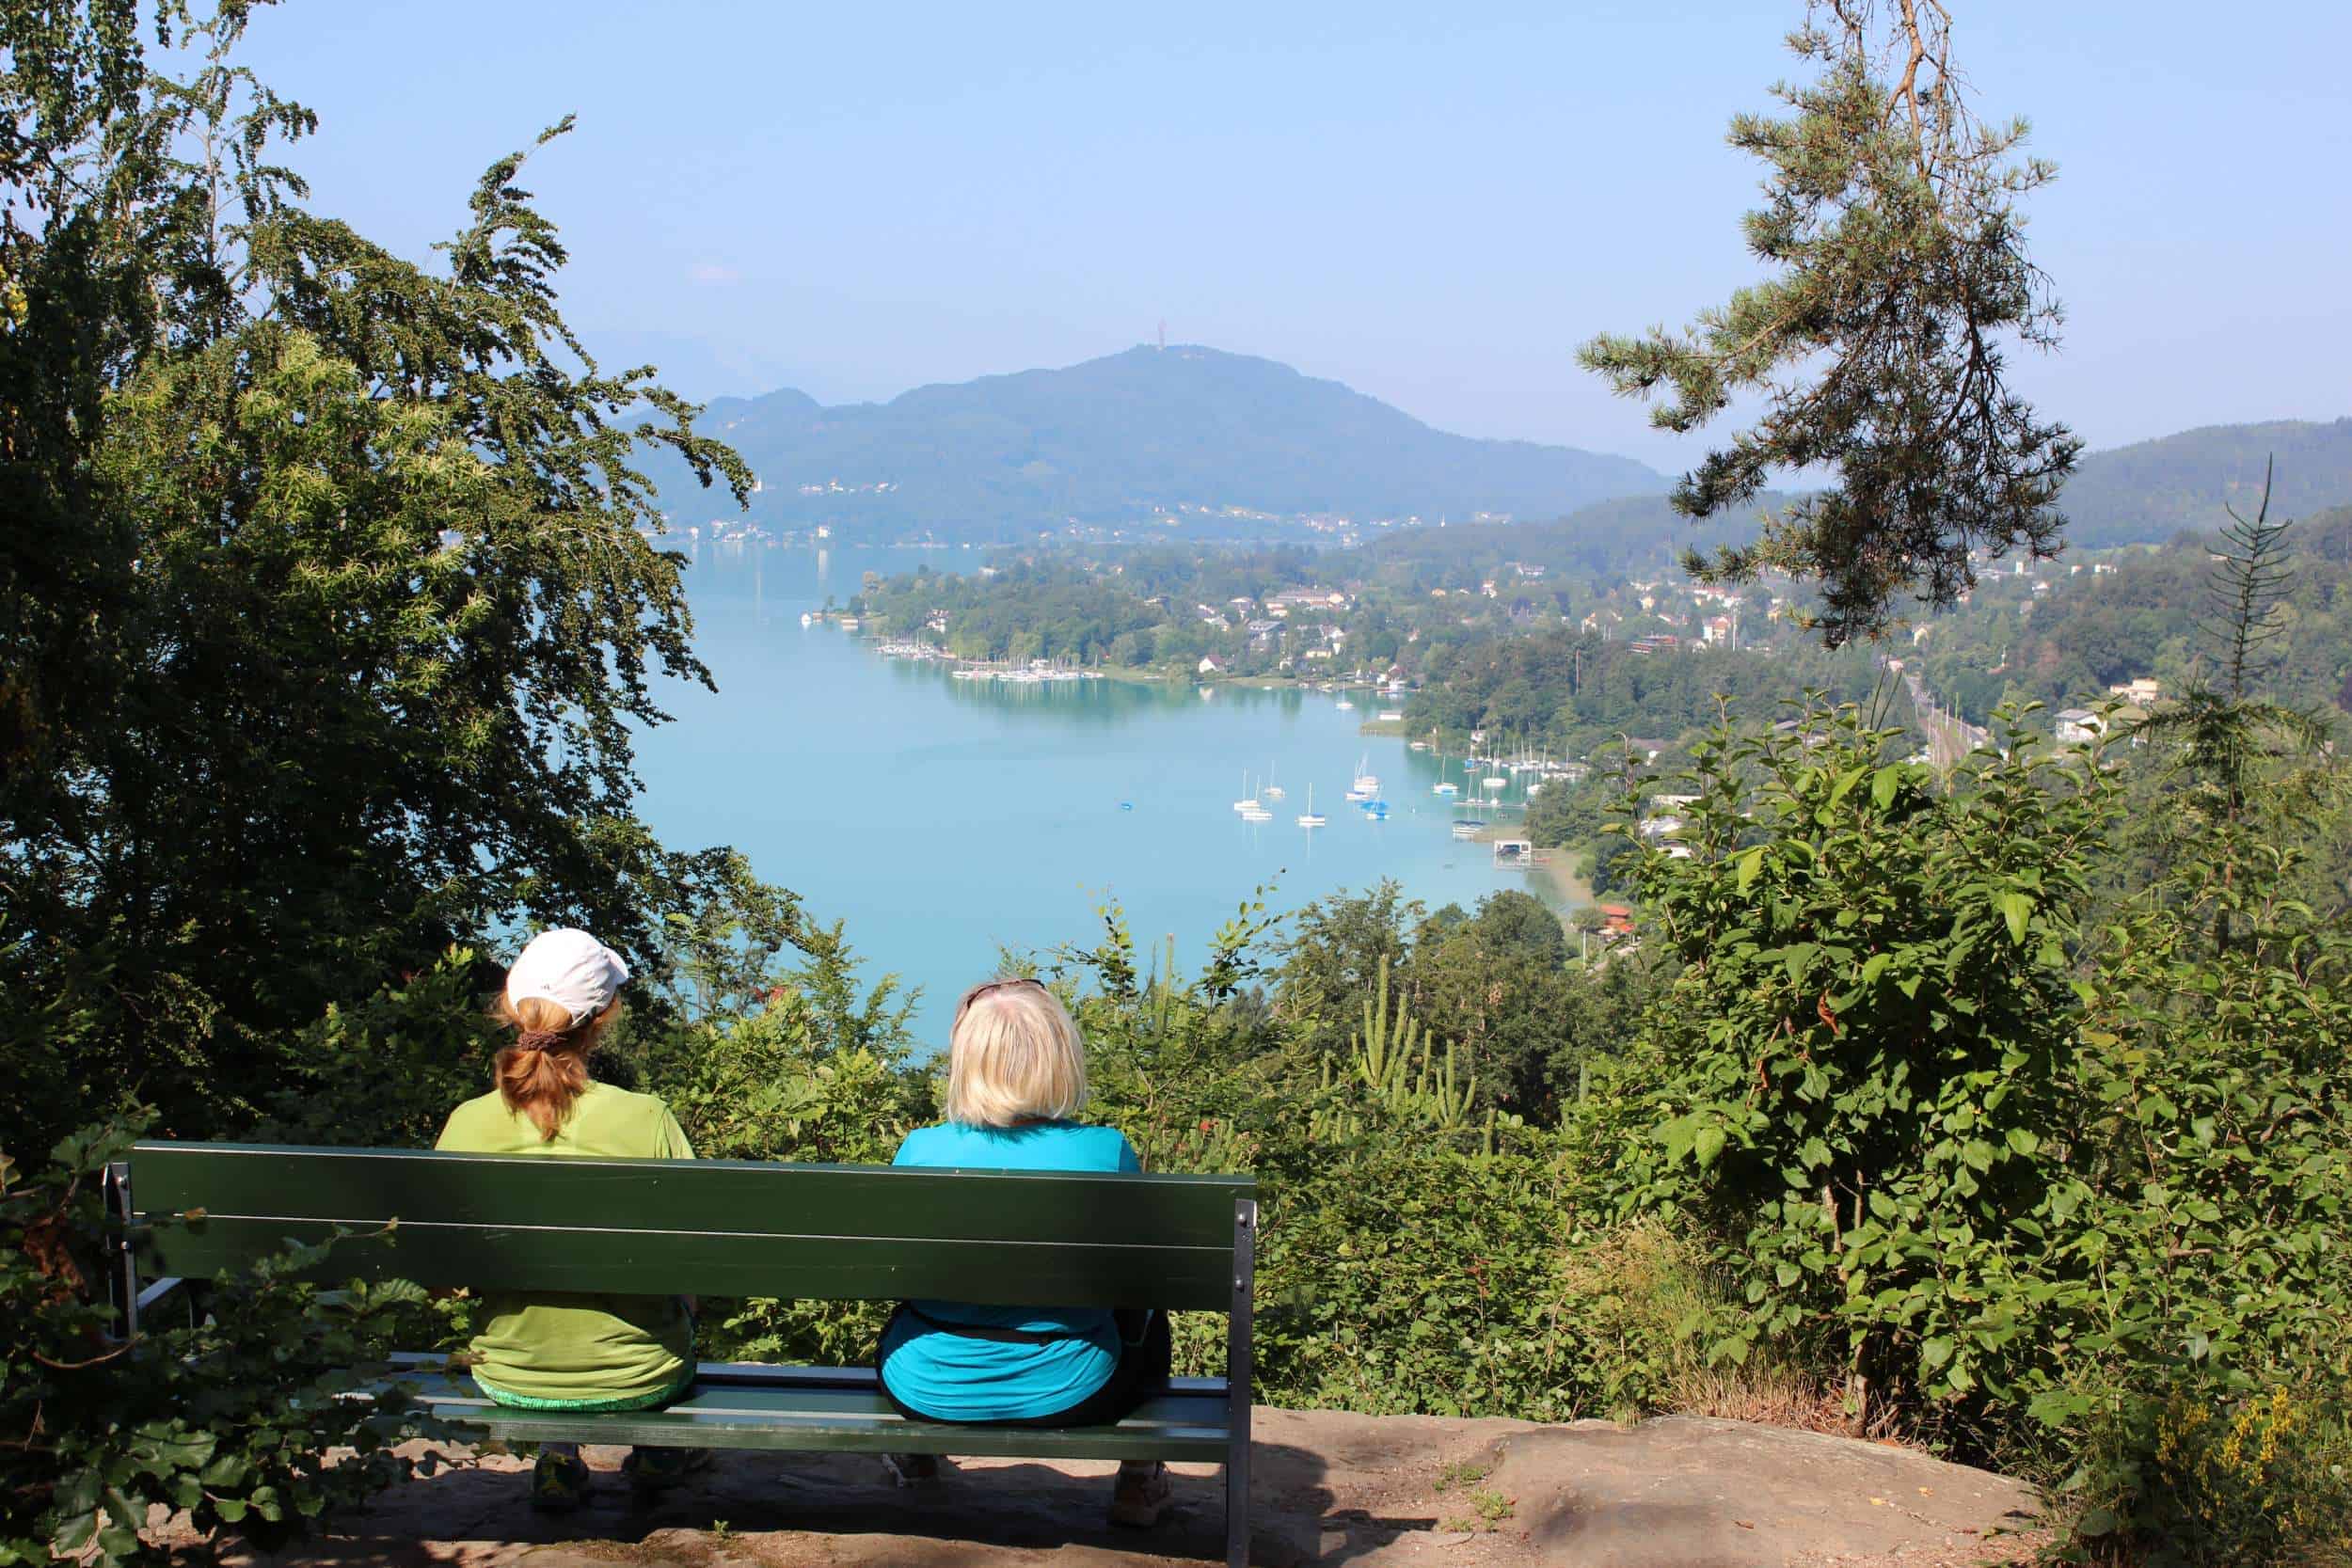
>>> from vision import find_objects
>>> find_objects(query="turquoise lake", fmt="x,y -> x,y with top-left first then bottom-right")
634,543 -> 1558,1047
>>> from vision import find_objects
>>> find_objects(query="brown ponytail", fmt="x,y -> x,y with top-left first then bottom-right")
491,994 -> 613,1140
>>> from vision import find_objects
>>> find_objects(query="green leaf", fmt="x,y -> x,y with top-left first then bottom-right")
51,1513 -> 98,1555
1870,765 -> 1899,810
1921,1336 -> 1954,1370
199,1455 -> 250,1489
1996,892 -> 2032,945
1656,1117 -> 1697,1161
1692,1125 -> 1727,1170
1734,847 -> 1765,895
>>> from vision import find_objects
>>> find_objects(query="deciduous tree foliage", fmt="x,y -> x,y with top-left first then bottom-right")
1581,1 -> 2079,644
1,3 -> 760,1142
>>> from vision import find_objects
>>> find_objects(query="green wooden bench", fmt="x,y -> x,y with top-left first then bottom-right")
115,1142 -> 1260,1567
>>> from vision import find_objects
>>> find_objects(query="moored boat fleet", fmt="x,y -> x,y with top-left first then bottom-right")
947,660 -> 1104,684
839,616 -> 1566,853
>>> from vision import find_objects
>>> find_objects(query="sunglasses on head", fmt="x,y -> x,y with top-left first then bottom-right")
955,975 -> 1046,1022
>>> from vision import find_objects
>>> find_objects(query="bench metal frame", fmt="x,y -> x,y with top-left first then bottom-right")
113,1144 -> 1259,1567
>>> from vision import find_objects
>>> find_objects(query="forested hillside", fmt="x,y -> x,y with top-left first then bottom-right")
1916,504 -> 2352,722
1365,492 -> 1787,580
2059,419 -> 2352,548
1401,629 -> 1883,757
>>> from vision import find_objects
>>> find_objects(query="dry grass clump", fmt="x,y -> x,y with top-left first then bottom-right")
1563,1219 -> 1891,1440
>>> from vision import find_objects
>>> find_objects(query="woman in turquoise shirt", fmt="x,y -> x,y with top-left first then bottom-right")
877,977 -> 1173,1528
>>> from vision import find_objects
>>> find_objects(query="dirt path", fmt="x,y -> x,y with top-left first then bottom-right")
247,1408 -> 2042,1568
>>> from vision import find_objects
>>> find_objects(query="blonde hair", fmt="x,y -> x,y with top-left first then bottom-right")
490,993 -> 618,1141
942,980 -> 1089,1129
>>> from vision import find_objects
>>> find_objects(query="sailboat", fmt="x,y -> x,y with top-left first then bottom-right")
1239,772 -> 1274,822
1296,784 -> 1326,829
1232,769 -> 1260,814
1352,752 -> 1380,795
1263,764 -> 1285,801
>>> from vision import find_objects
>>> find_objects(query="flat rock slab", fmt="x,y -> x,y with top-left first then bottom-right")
239,1408 -> 2040,1568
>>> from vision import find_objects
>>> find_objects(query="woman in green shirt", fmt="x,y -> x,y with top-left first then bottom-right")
434,928 -> 701,1512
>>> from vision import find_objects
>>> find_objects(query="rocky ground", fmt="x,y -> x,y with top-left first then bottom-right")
246,1408 -> 2044,1568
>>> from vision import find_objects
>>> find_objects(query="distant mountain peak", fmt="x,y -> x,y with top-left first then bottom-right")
665,346 -> 1665,538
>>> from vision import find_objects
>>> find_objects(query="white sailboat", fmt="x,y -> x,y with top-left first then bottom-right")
1352,752 -> 1380,795
1296,785 -> 1326,829
1239,772 -> 1273,822
1263,763 -> 1285,801
1232,769 -> 1260,814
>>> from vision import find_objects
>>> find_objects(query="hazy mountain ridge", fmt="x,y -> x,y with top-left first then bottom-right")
653,345 -> 2350,556
1391,418 -> 2352,574
660,345 -> 1666,536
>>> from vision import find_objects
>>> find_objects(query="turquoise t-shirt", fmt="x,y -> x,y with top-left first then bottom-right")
877,1121 -> 1141,1422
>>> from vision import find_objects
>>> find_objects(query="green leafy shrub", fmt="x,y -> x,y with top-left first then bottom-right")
1251,1141 -> 1592,1419
253,948 -> 499,1148
0,1124 -> 451,1566
1605,704 -> 2109,1429
1601,698 -> 2352,1556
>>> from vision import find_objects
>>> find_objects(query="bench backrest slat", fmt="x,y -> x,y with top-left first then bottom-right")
129,1143 -> 1252,1311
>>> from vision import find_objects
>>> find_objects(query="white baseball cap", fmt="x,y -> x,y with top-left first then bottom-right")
505,928 -> 631,1024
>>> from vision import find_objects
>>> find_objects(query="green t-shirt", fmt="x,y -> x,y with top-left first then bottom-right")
434,1081 -> 697,1409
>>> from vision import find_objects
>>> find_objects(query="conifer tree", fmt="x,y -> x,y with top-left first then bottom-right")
1581,1 -> 2079,645
2129,461 -> 2337,949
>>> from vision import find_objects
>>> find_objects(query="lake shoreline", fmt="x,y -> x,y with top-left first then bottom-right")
1464,817 -> 1595,912
650,546 -> 1549,1044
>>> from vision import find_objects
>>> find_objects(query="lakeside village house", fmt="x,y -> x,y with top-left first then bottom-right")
1265,588 -> 1353,615
2055,679 -> 2165,747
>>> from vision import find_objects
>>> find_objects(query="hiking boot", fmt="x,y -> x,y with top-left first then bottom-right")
529,1448 -> 591,1513
882,1451 -> 942,1485
1108,1460 -> 1172,1528
623,1445 -> 712,1497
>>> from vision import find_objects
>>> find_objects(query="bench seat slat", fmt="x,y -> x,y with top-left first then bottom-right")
385,1354 -> 1229,1400
398,1364 -> 1232,1461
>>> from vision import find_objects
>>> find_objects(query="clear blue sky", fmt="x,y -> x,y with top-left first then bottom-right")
236,0 -> 2349,468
